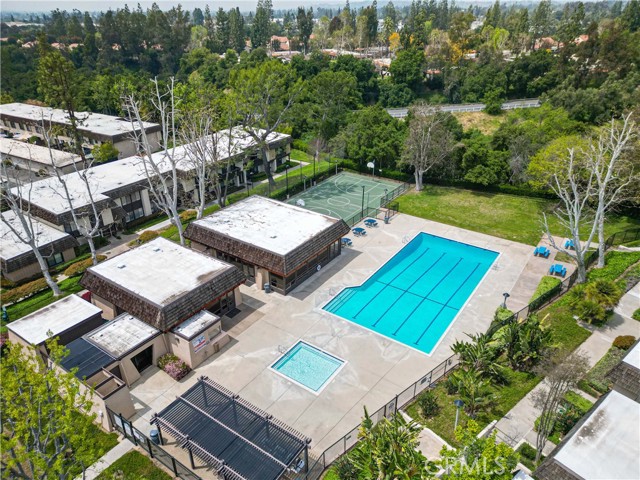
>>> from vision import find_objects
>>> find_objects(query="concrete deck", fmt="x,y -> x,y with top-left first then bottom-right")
127,213 -> 540,468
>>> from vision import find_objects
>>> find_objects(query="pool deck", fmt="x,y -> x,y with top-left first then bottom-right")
128,212 -> 542,471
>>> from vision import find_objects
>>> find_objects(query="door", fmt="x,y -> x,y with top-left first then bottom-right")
130,345 -> 153,373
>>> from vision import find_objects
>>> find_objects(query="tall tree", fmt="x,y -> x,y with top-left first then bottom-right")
1,339 -> 100,479
532,351 -> 590,463
296,7 -> 314,54
229,7 -> 246,53
251,0 -> 273,49
123,78 -> 187,246
401,109 -> 455,191
230,61 -> 303,187
531,0 -> 552,48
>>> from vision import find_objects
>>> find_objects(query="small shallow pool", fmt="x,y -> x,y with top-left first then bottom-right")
271,341 -> 345,393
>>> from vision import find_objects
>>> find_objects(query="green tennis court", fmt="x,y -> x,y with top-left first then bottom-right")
287,172 -> 402,222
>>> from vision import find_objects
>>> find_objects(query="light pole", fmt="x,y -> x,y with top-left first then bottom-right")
502,292 -> 510,308
454,399 -> 464,430
361,185 -> 365,216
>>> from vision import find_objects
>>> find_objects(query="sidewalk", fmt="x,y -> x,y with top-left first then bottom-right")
493,284 -> 640,453
80,439 -> 134,480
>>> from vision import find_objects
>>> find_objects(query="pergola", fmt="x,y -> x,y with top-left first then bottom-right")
152,376 -> 311,480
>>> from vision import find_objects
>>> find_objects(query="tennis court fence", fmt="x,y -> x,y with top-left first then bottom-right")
342,181 -> 410,227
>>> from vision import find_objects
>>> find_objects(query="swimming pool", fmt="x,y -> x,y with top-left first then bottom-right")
271,341 -> 346,393
323,233 -> 499,354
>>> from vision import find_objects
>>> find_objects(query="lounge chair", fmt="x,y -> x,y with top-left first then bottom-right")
534,246 -> 550,258
341,238 -> 353,247
564,239 -> 576,250
549,264 -> 567,277
364,218 -> 378,227
353,227 -> 366,237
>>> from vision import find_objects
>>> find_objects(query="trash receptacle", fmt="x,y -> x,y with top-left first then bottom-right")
150,429 -> 161,445
264,283 -> 271,293
384,216 -> 389,224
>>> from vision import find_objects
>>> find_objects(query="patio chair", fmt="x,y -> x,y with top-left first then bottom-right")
341,238 -> 353,247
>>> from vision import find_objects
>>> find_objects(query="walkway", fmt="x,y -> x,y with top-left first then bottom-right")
492,284 -> 640,454
79,439 -> 134,480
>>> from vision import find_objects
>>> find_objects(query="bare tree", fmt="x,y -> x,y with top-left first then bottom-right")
400,109 -> 454,191
40,119 -> 103,266
1,152 -> 61,296
532,351 -> 590,463
123,78 -> 186,246
543,148 -> 598,283
588,114 -> 638,268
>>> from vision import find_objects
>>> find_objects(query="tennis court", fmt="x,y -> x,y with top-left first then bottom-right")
286,172 -> 403,223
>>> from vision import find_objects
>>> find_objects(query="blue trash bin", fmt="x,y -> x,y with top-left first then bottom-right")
150,429 -> 160,445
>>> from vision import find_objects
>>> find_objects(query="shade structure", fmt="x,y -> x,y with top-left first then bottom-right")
152,376 -> 309,480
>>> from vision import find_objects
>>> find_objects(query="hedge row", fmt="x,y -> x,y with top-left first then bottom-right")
63,255 -> 107,277
2,277 -> 49,305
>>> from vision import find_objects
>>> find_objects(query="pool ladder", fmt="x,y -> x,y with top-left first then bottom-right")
278,345 -> 287,354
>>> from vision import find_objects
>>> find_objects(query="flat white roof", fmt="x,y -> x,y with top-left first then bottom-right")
88,238 -> 232,306
7,295 -> 102,345
622,340 -> 640,370
13,127 -> 290,216
87,313 -> 159,358
1,138 -> 82,167
172,310 -> 220,339
554,390 -> 640,479
1,210 -> 73,261
191,196 -> 338,256
0,102 -> 159,138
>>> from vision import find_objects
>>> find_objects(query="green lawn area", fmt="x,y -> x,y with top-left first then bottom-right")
395,187 -> 640,246
96,450 -> 171,480
531,276 -> 562,302
405,369 -> 541,447
538,295 -> 592,352
2,276 -> 84,325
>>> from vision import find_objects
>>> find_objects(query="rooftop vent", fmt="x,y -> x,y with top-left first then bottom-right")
116,264 -> 126,269
153,247 -> 162,252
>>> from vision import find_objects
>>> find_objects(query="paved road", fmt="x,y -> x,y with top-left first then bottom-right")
387,98 -> 541,118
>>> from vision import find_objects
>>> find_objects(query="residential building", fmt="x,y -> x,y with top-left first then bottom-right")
1,137 -> 84,176
1,210 -> 77,282
535,340 -> 640,480
0,102 -> 162,158
185,196 -> 350,294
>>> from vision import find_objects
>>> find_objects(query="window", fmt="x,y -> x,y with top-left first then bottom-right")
46,252 -> 64,267
125,207 -> 144,223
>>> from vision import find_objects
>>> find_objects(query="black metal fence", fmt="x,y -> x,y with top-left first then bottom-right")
342,181 -> 409,228
304,354 -> 459,479
105,408 -> 202,480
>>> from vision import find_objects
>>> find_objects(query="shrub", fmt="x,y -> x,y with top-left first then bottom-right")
587,251 -> 640,282
518,442 -> 537,461
333,455 -> 359,480
138,230 -> 160,244
157,353 -> 191,381
493,306 -> 514,324
418,390 -> 440,418
1,277 -> 16,289
292,139 -> 308,151
633,309 -> 640,321
1,278 -> 49,305
179,209 -> 198,223
613,335 -> 636,350
63,255 -> 107,277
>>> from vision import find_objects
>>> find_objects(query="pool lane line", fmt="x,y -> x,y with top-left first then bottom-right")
369,283 -> 421,328
413,262 -> 482,347
351,249 -> 438,323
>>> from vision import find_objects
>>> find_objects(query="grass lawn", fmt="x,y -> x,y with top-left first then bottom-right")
452,111 -> 506,135
96,450 -> 171,480
516,442 -> 544,471
405,369 -> 541,447
538,296 -> 591,353
395,187 -> 640,246
531,276 -> 562,302
2,276 -> 84,325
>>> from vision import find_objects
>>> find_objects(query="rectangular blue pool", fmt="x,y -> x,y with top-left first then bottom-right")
271,341 -> 345,393
323,233 -> 499,354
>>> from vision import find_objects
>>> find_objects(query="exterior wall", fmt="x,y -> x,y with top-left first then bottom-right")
117,335 -> 168,386
101,208 -> 115,227
92,293 -> 118,320
256,268 -> 269,290
233,287 -> 242,307
2,247 -> 77,283
2,152 -> 79,176
167,325 -> 230,369
113,131 -> 160,158
141,189 -> 153,217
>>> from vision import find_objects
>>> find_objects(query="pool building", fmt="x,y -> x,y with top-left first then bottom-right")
185,196 -> 350,294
